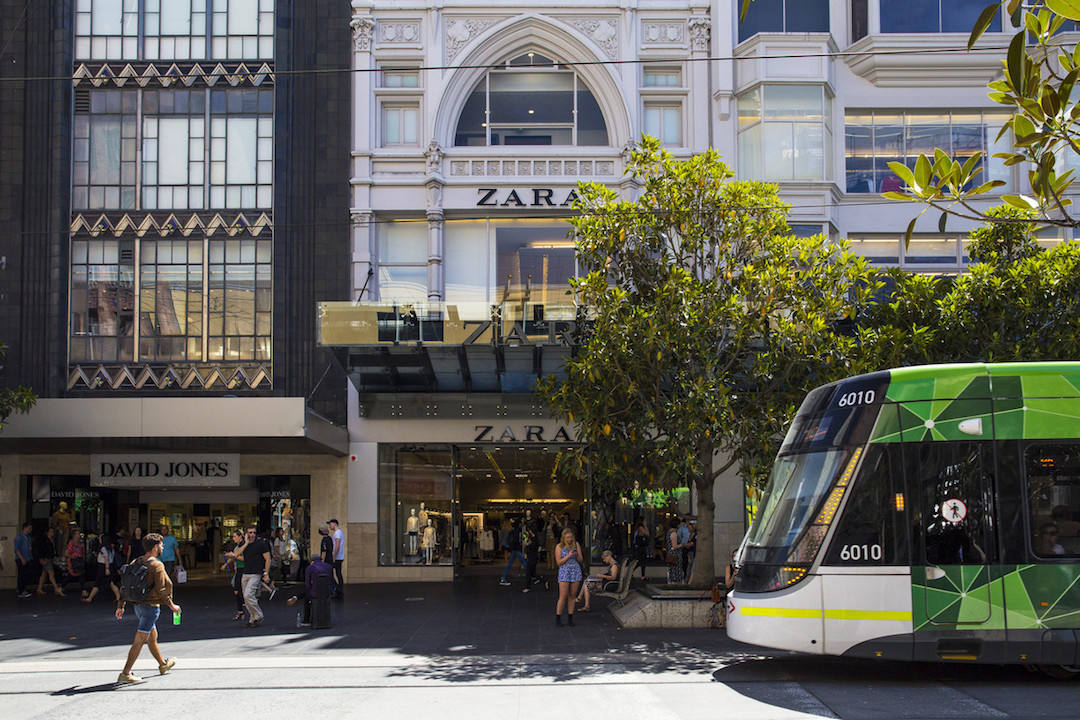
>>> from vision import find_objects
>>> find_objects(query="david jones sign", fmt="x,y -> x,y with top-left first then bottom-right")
91,454 -> 241,487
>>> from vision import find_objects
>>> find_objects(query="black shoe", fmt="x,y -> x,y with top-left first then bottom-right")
555,615 -> 563,627
568,616 -> 575,627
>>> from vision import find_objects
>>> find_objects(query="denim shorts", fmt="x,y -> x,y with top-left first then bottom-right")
133,603 -> 160,634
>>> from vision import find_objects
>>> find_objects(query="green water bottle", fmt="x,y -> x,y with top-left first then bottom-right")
173,610 -> 181,626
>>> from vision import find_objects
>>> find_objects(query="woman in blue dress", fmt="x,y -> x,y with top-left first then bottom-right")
555,527 -> 584,626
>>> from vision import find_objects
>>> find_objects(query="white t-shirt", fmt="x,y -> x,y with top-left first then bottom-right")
332,528 -> 345,560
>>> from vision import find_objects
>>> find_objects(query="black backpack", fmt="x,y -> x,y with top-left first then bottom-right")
120,558 -> 151,603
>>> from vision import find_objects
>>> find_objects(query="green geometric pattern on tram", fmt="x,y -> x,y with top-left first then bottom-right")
886,366 -> 988,403
993,398 -> 1080,440
912,565 -> 1080,632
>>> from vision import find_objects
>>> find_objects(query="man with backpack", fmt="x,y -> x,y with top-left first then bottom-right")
114,532 -> 181,684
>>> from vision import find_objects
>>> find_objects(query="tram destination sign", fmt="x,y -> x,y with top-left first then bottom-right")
91,454 -> 241,487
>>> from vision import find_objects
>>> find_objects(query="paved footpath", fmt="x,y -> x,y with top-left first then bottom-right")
0,579 -> 1075,719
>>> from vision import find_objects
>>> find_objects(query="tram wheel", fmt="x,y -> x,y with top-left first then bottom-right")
1037,664 -> 1080,680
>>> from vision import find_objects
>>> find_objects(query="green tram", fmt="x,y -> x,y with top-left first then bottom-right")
727,362 -> 1080,677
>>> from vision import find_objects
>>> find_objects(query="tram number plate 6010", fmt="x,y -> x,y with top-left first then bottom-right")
839,544 -> 883,562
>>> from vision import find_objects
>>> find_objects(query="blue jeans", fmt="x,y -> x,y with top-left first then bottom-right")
133,604 -> 161,634
500,551 -> 526,581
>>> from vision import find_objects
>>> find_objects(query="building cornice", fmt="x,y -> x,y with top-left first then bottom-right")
843,33 -> 1007,87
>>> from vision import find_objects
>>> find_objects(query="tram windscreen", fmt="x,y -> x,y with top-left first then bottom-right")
736,372 -> 888,592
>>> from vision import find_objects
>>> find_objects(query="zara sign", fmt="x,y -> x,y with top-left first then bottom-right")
476,187 -> 580,207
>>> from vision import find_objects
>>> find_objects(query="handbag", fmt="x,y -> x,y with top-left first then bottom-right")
176,566 -> 188,584
664,551 -> 678,565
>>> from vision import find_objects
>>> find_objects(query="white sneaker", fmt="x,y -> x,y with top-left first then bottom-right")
158,657 -> 176,675
498,579 -> 511,586
117,672 -> 143,684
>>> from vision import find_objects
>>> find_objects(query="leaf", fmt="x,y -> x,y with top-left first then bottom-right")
740,0 -> 753,22
1007,30 -> 1027,96
904,216 -> 918,246
1001,194 -> 1039,209
888,162 -> 917,188
938,212 -> 948,233
970,2 -> 1002,49
914,154 -> 933,189
1047,0 -> 1080,21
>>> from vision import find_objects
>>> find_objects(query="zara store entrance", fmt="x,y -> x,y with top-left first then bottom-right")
377,444 -> 585,570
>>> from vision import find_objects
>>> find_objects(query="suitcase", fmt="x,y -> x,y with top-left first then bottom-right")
312,573 -> 331,629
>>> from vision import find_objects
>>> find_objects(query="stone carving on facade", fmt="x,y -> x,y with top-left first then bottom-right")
351,16 -> 375,52
378,20 -> 421,45
642,20 -> 685,46
425,181 -> 444,211
74,62 -> 274,88
425,140 -> 444,175
621,139 -> 637,164
555,16 -> 618,60
444,16 -> 507,62
350,210 -> 374,228
688,18 -> 711,52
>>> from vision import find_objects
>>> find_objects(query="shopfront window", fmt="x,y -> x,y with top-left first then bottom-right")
378,445 -> 455,566
453,52 -> 609,147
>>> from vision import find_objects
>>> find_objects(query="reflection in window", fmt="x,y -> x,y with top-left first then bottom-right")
737,85 -> 831,181
881,0 -> 1001,33
1027,443 -> 1080,557
207,238 -> 272,361
378,445 -> 454,566
844,110 -> 1013,194
70,239 -> 136,362
140,240 -> 204,361
454,52 -> 608,147
495,224 -> 576,306
738,0 -> 829,42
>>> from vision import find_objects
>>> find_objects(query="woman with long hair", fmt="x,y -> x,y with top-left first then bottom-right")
221,529 -> 247,621
666,518 -> 684,584
576,549 -> 617,612
555,527 -> 584,626
35,527 -> 64,596
65,528 -> 88,598
83,533 -> 120,603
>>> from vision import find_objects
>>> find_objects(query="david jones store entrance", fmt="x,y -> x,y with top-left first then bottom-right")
25,455 -> 311,582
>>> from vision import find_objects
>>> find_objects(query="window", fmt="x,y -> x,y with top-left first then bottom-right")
643,104 -> 681,145
852,0 -> 868,41
381,105 -> 419,146
69,239 -> 135,362
377,222 -> 429,301
848,237 -> 900,265
738,0 -> 829,42
848,235 -> 966,268
73,90 -> 138,209
1027,443 -> 1080,557
139,239 -> 204,361
844,110 -> 1013,194
378,445 -> 454,566
453,52 -> 608,147
207,237 -> 272,361
644,69 -> 680,87
76,87 -> 272,211
74,0 -> 274,61
823,444 -> 908,565
910,441 -> 995,565
382,69 -> 419,88
738,85 -> 831,181
494,222 -> 576,305
881,0 -> 1001,34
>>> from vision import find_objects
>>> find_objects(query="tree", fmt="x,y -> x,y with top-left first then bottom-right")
537,138 -> 881,585
855,206 -> 1080,365
0,341 -> 35,431
884,1 -> 1080,233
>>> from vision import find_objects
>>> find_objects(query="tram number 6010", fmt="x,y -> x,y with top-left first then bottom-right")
839,544 -> 883,562
837,390 -> 875,407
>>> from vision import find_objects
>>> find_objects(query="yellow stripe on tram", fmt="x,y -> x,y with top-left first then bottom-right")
739,607 -> 912,621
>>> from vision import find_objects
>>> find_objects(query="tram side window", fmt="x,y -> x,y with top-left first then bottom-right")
1026,443 -> 1080,557
823,445 -> 907,565
914,442 -> 995,565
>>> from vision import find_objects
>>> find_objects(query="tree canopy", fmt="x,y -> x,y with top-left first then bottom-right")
0,341 -> 35,432
538,138 -> 881,584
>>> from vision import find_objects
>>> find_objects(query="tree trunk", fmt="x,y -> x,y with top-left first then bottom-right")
689,444 -> 717,587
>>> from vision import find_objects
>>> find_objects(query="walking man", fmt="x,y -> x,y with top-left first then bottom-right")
14,522 -> 33,598
498,519 -> 526,587
115,532 -> 179,684
328,519 -> 345,599
240,526 -> 271,628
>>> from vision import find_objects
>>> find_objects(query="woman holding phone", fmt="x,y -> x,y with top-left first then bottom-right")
555,528 -> 584,626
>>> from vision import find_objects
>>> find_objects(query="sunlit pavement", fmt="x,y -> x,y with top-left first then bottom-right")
0,580 -> 1075,719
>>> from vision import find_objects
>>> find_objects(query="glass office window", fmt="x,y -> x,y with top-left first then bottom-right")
209,93 -> 273,208
142,115 -> 206,210
444,221 -> 490,304
69,239 -> 136,362
454,53 -> 609,146
382,70 -> 420,88
139,239 -> 205,361
207,238 -> 272,361
145,0 -> 208,60
739,0 -> 829,42
844,110 -> 1013,194
212,0 -> 275,58
382,106 -> 419,146
494,222 -> 576,305
73,90 -> 138,209
644,69 -> 680,87
881,0 -> 1001,34
75,0 -> 139,60
737,85 -> 831,181
377,222 -> 428,301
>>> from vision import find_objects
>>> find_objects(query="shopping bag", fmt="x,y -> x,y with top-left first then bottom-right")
176,566 -> 188,584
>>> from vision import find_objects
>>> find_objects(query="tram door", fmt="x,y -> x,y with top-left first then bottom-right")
911,441 -> 999,626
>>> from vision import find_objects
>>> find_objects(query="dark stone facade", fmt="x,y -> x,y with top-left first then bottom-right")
0,1 -> 351,423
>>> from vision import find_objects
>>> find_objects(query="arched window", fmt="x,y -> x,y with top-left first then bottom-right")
454,52 -> 609,147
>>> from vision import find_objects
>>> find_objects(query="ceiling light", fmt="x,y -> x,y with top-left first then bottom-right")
528,109 -> 534,114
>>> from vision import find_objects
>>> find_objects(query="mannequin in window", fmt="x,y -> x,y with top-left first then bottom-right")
418,502 -> 428,528
406,508 -> 419,555
421,519 -> 436,565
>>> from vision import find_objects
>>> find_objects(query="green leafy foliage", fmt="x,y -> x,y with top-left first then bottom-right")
856,207 -> 1080,366
891,2 -> 1080,232
0,341 -> 35,432
537,137 -> 881,584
